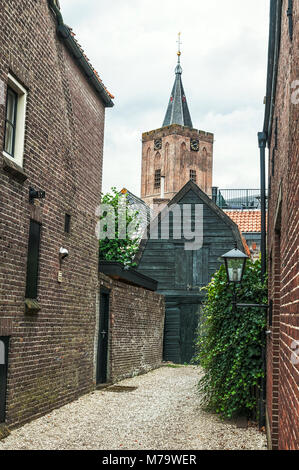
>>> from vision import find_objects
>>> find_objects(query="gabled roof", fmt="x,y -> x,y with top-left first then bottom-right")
224,210 -> 263,233
162,60 -> 193,128
120,188 -> 151,214
48,0 -> 114,108
134,180 -> 246,264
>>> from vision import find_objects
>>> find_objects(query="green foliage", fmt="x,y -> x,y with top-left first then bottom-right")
99,188 -> 141,267
194,257 -> 267,420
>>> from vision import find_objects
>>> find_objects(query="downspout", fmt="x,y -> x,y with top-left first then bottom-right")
257,0 -> 282,431
258,132 -> 267,284
258,131 -> 268,430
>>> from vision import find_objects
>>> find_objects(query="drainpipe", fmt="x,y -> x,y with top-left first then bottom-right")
212,186 -> 218,204
258,132 -> 267,284
258,131 -> 268,429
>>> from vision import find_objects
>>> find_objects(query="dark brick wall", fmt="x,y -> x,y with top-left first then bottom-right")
99,274 -> 165,383
0,0 -> 107,427
267,0 -> 299,450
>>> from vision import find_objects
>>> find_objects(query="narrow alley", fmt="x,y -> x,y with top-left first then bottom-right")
0,366 -> 267,451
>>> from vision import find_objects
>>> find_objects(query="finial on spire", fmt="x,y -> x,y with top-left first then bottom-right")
175,32 -> 183,74
162,32 -> 193,128
177,32 -> 182,61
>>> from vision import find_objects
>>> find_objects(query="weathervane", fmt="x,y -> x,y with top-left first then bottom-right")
177,32 -> 182,62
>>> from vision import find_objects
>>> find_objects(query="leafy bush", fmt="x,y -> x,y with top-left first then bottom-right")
194,258 -> 267,420
99,188 -> 141,267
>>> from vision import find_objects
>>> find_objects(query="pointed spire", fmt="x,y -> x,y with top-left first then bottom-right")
162,33 -> 193,128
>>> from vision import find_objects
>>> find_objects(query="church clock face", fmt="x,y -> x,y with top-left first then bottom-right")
154,139 -> 162,151
190,139 -> 199,152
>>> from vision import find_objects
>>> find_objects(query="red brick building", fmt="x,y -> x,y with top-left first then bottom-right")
0,0 -> 115,428
261,0 -> 298,450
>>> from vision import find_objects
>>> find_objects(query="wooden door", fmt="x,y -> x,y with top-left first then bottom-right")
179,304 -> 201,364
96,291 -> 110,384
163,303 -> 181,363
163,245 -> 209,364
0,337 -> 9,423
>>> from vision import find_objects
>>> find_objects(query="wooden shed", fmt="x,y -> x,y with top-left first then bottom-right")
135,180 -> 246,364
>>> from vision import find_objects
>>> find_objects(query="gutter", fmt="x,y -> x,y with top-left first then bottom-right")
263,0 -> 282,141
48,0 -> 114,108
99,261 -> 158,292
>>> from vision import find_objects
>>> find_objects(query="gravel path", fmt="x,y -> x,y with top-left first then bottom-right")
0,366 -> 267,450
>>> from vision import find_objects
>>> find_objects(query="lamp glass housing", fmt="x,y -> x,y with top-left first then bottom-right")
221,248 -> 248,284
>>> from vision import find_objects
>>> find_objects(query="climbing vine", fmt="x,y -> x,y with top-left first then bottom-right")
194,258 -> 267,420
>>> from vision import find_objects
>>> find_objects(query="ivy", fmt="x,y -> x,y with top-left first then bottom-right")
99,188 -> 141,267
194,258 -> 267,420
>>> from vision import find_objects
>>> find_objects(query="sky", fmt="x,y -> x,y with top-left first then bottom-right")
60,0 -> 270,196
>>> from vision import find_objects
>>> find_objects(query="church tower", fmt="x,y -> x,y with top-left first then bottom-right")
141,35 -> 214,208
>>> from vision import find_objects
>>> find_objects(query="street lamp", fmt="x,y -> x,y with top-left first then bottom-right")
221,247 -> 248,284
221,246 -> 248,309
221,245 -> 270,428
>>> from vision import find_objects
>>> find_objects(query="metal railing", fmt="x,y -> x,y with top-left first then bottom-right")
212,188 -> 268,210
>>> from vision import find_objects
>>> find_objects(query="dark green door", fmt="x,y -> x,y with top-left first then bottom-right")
163,245 -> 208,364
0,337 -> 9,423
180,304 -> 201,364
163,304 -> 181,363
163,302 -> 201,364
96,292 -> 110,384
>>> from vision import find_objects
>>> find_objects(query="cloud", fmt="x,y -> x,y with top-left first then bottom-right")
60,0 -> 270,196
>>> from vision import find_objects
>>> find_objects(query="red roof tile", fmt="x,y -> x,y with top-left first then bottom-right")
224,210 -> 264,233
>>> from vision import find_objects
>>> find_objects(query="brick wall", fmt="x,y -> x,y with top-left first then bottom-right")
99,274 -> 165,383
266,0 -> 299,450
0,0 -> 108,427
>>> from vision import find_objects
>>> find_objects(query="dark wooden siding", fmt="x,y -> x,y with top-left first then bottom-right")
137,187 -> 242,363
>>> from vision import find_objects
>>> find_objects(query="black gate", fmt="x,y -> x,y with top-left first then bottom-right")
96,291 -> 110,384
0,337 -> 9,423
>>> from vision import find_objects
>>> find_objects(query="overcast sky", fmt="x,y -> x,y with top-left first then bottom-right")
60,0 -> 270,196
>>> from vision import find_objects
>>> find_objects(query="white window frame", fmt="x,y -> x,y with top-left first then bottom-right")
3,74 -> 27,168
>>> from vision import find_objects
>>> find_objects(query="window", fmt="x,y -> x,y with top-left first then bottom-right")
4,87 -> 18,157
154,169 -> 161,189
64,214 -> 71,233
25,220 -> 41,299
190,170 -> 197,183
3,74 -> 27,167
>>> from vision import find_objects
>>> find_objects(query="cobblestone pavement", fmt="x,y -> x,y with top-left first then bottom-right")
0,366 -> 267,450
